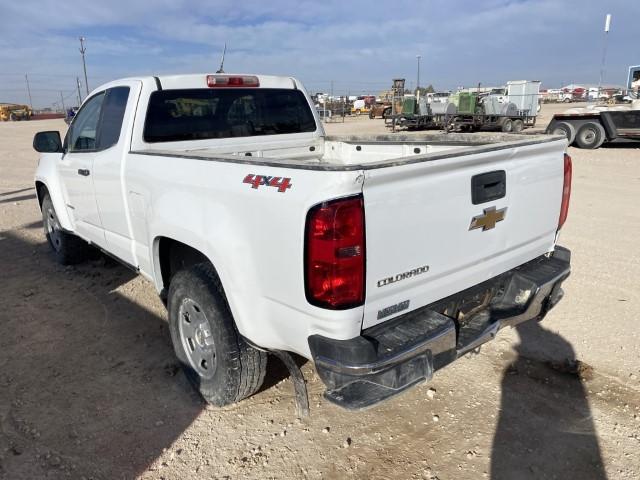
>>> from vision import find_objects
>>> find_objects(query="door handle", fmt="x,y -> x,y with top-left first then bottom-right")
471,170 -> 506,204
77,169 -> 90,176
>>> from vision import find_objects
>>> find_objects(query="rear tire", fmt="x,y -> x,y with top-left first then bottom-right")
168,263 -> 267,406
501,118 -> 513,133
551,121 -> 576,145
512,119 -> 524,133
41,193 -> 90,265
575,122 -> 606,149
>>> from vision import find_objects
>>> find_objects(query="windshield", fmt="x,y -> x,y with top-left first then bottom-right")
144,88 -> 317,143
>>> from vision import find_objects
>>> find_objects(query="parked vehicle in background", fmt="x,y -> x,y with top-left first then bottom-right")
546,101 -> 640,149
369,101 -> 392,119
64,107 -> 78,125
547,67 -> 640,149
32,72 -> 572,412
351,96 -> 375,116
0,103 -> 32,121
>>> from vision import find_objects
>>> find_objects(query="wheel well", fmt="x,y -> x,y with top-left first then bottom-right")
35,181 -> 47,208
158,237 -> 211,291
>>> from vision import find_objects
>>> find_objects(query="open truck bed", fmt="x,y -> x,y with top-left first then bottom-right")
133,132 -> 564,170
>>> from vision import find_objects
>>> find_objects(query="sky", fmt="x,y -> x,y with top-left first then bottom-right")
0,0 -> 638,108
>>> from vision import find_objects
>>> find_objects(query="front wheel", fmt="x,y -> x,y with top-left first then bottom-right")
41,193 -> 89,265
168,263 -> 267,406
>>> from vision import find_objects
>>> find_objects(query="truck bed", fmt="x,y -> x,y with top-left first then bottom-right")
131,132 -> 564,170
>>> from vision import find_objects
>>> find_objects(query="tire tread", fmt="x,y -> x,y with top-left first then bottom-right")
168,262 -> 267,406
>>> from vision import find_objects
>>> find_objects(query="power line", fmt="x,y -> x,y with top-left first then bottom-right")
0,87 -> 84,92
0,72 -> 111,80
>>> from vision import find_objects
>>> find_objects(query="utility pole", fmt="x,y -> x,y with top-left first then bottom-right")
416,54 -> 421,96
76,77 -> 82,106
598,14 -> 611,102
79,36 -> 89,96
60,91 -> 66,113
25,74 -> 33,109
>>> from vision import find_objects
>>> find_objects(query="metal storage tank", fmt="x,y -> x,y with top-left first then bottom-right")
507,80 -> 540,115
430,102 -> 457,115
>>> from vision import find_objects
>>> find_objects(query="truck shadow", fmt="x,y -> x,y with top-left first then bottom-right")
490,320 -> 607,479
601,139 -> 640,149
0,230 -> 204,480
0,187 -> 34,198
0,193 -> 37,205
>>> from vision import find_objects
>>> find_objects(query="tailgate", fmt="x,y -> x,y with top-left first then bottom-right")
362,139 -> 566,329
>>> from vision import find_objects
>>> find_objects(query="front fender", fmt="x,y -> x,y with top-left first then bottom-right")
34,153 -> 73,232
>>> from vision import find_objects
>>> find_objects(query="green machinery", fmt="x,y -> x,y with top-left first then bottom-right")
456,92 -> 480,115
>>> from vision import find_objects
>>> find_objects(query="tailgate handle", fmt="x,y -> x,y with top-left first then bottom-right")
471,170 -> 506,205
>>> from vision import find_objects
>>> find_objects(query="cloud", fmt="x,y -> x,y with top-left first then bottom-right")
1,0 -> 638,107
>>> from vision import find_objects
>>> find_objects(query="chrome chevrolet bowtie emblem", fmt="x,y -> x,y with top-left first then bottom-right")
469,206 -> 507,231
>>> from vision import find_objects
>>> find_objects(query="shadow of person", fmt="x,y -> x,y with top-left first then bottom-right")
0,230 -> 203,479
490,320 -> 607,479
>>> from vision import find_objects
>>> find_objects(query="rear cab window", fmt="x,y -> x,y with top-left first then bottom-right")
143,88 -> 316,143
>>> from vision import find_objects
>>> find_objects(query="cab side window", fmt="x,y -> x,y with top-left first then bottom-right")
67,92 -> 105,152
98,87 -> 130,150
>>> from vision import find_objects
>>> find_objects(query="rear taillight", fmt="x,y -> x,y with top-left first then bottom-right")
305,196 -> 365,309
558,153 -> 572,229
206,75 -> 260,87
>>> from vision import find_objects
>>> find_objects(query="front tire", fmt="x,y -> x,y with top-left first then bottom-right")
168,263 -> 267,406
41,193 -> 89,265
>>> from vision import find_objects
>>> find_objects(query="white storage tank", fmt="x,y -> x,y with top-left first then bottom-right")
430,102 -> 457,115
506,80 -> 540,116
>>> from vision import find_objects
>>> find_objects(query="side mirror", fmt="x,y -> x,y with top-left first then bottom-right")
33,131 -> 63,153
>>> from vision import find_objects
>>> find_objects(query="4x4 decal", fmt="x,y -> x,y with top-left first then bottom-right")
243,174 -> 292,193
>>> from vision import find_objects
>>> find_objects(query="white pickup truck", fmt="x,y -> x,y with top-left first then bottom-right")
33,73 -> 572,410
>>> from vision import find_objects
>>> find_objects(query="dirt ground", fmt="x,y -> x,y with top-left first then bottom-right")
1,105 -> 639,480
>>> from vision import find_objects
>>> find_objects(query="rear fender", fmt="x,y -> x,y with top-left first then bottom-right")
147,196 -> 259,342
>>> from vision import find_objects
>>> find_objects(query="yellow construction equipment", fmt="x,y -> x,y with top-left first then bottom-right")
0,103 -> 33,121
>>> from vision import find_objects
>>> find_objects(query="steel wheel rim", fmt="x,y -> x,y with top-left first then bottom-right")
178,298 -> 217,379
582,128 -> 596,143
553,127 -> 568,138
45,206 -> 62,252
